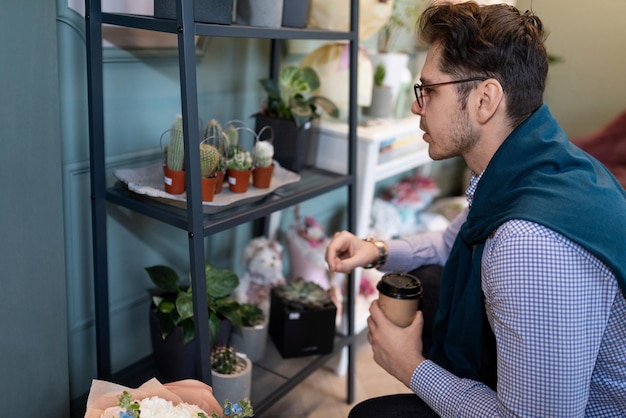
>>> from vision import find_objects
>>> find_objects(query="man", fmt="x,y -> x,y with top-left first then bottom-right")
326,2 -> 626,416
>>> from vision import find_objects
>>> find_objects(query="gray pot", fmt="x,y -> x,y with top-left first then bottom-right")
230,320 -> 268,362
364,86 -> 394,119
211,354 -> 253,406
282,0 -> 310,28
154,0 -> 232,25
236,0 -> 284,27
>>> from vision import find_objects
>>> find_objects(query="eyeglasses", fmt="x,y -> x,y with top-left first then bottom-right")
413,77 -> 487,108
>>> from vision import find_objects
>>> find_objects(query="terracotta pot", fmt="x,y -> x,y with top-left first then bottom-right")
253,163 -> 274,188
227,168 -> 252,193
201,176 -> 218,202
214,170 -> 225,194
163,165 -> 185,194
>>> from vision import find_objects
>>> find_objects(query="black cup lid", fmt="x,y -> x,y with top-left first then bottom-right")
377,273 -> 423,300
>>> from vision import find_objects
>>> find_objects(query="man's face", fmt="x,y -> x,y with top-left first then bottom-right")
413,44 -> 480,161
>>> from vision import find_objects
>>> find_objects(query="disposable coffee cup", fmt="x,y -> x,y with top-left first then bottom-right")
376,273 -> 423,327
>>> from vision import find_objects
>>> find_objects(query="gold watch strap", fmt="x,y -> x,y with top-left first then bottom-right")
363,236 -> 388,269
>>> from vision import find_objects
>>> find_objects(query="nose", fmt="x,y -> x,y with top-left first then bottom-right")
411,99 -> 424,116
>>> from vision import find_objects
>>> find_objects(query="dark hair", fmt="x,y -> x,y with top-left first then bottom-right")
417,1 -> 548,126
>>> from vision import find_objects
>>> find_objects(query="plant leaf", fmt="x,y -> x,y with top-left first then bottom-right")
145,265 -> 180,293
205,264 -> 239,298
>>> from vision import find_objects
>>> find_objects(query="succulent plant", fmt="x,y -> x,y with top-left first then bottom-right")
166,115 -> 185,171
373,62 -> 386,87
273,277 -> 334,310
200,142 -> 220,178
252,140 -> 274,168
211,344 -> 240,375
239,303 -> 265,327
227,146 -> 253,171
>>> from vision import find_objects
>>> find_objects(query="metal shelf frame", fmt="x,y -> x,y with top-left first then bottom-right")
85,0 -> 359,411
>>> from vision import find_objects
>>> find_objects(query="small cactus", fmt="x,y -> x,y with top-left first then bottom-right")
225,124 -> 240,150
211,345 -> 239,375
166,115 -> 185,171
253,140 -> 274,168
227,146 -> 253,171
199,142 -> 220,178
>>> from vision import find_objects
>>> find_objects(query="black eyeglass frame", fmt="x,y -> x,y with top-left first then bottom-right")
413,77 -> 488,108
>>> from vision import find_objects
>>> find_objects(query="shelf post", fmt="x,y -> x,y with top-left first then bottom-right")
176,0 -> 213,384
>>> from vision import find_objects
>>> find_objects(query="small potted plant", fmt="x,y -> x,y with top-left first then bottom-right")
252,139 -> 274,188
364,62 -> 393,119
230,303 -> 268,362
269,276 -> 337,358
145,263 -> 243,381
226,145 -> 253,193
210,345 -> 253,408
203,119 -> 230,195
162,115 -> 186,194
256,65 -> 339,172
199,141 -> 221,202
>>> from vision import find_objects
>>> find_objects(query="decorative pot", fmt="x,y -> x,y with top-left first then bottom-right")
227,168 -> 252,193
282,0 -> 310,28
255,114 -> 317,173
364,85 -> 394,119
236,0 -> 284,28
154,0 -> 233,25
252,163 -> 274,188
211,354 -> 253,407
230,319 -> 268,362
367,52 -> 413,118
149,308 -> 233,381
268,288 -> 337,358
214,170 -> 225,194
201,176 -> 218,202
163,165 -> 186,194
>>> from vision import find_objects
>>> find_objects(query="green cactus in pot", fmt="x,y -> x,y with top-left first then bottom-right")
165,115 -> 185,172
200,142 -> 220,178
227,145 -> 253,171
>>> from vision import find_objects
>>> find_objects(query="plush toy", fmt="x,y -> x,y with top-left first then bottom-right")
234,237 -> 286,316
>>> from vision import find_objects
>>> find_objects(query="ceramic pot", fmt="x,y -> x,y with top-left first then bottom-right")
364,85 -> 394,119
227,168 -> 252,193
201,176 -> 218,202
214,170 -> 225,194
211,354 -> 252,407
230,320 -> 268,362
236,0 -> 284,28
163,165 -> 185,194
252,163 -> 274,188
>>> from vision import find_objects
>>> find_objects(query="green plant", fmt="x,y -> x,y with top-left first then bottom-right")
227,145 -> 253,171
377,0 -> 428,53
200,142 -> 221,178
273,277 -> 334,310
239,303 -> 265,327
373,63 -> 386,87
166,115 -> 185,171
211,345 -> 241,375
252,140 -> 274,168
146,263 -> 243,346
258,66 -> 339,129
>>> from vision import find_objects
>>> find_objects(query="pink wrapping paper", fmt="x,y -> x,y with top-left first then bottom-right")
84,378 -> 223,417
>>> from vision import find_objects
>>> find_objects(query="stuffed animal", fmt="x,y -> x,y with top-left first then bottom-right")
234,237 -> 286,316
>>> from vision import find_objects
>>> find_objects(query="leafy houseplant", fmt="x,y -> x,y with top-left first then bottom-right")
146,263 -> 242,346
256,66 -> 340,172
231,303 -> 268,362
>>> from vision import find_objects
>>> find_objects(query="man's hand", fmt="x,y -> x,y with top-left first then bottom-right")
367,299 -> 427,388
325,230 -> 379,273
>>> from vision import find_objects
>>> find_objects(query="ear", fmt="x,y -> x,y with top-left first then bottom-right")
474,78 -> 504,124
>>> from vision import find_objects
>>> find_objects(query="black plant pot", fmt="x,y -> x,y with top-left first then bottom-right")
282,0 -> 311,28
154,0 -> 233,25
149,308 -> 232,381
268,289 -> 337,358
255,114 -> 319,173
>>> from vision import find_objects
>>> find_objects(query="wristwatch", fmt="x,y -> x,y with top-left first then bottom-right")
362,236 -> 388,269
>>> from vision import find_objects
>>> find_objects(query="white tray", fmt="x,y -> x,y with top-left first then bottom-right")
113,161 -> 300,214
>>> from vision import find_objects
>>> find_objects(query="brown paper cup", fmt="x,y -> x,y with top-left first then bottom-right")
377,273 -> 423,327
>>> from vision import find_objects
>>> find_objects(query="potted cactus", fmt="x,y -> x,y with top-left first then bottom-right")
199,142 -> 221,202
364,62 -> 394,119
203,119 -> 230,194
252,139 -> 274,188
269,277 -> 337,358
163,115 -> 186,194
226,145 -> 253,193
210,345 -> 253,408
256,65 -> 339,172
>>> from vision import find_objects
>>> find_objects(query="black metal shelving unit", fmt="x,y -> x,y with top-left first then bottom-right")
85,0 -> 358,414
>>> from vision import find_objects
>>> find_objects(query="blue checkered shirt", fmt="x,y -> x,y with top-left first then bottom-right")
386,173 -> 626,417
